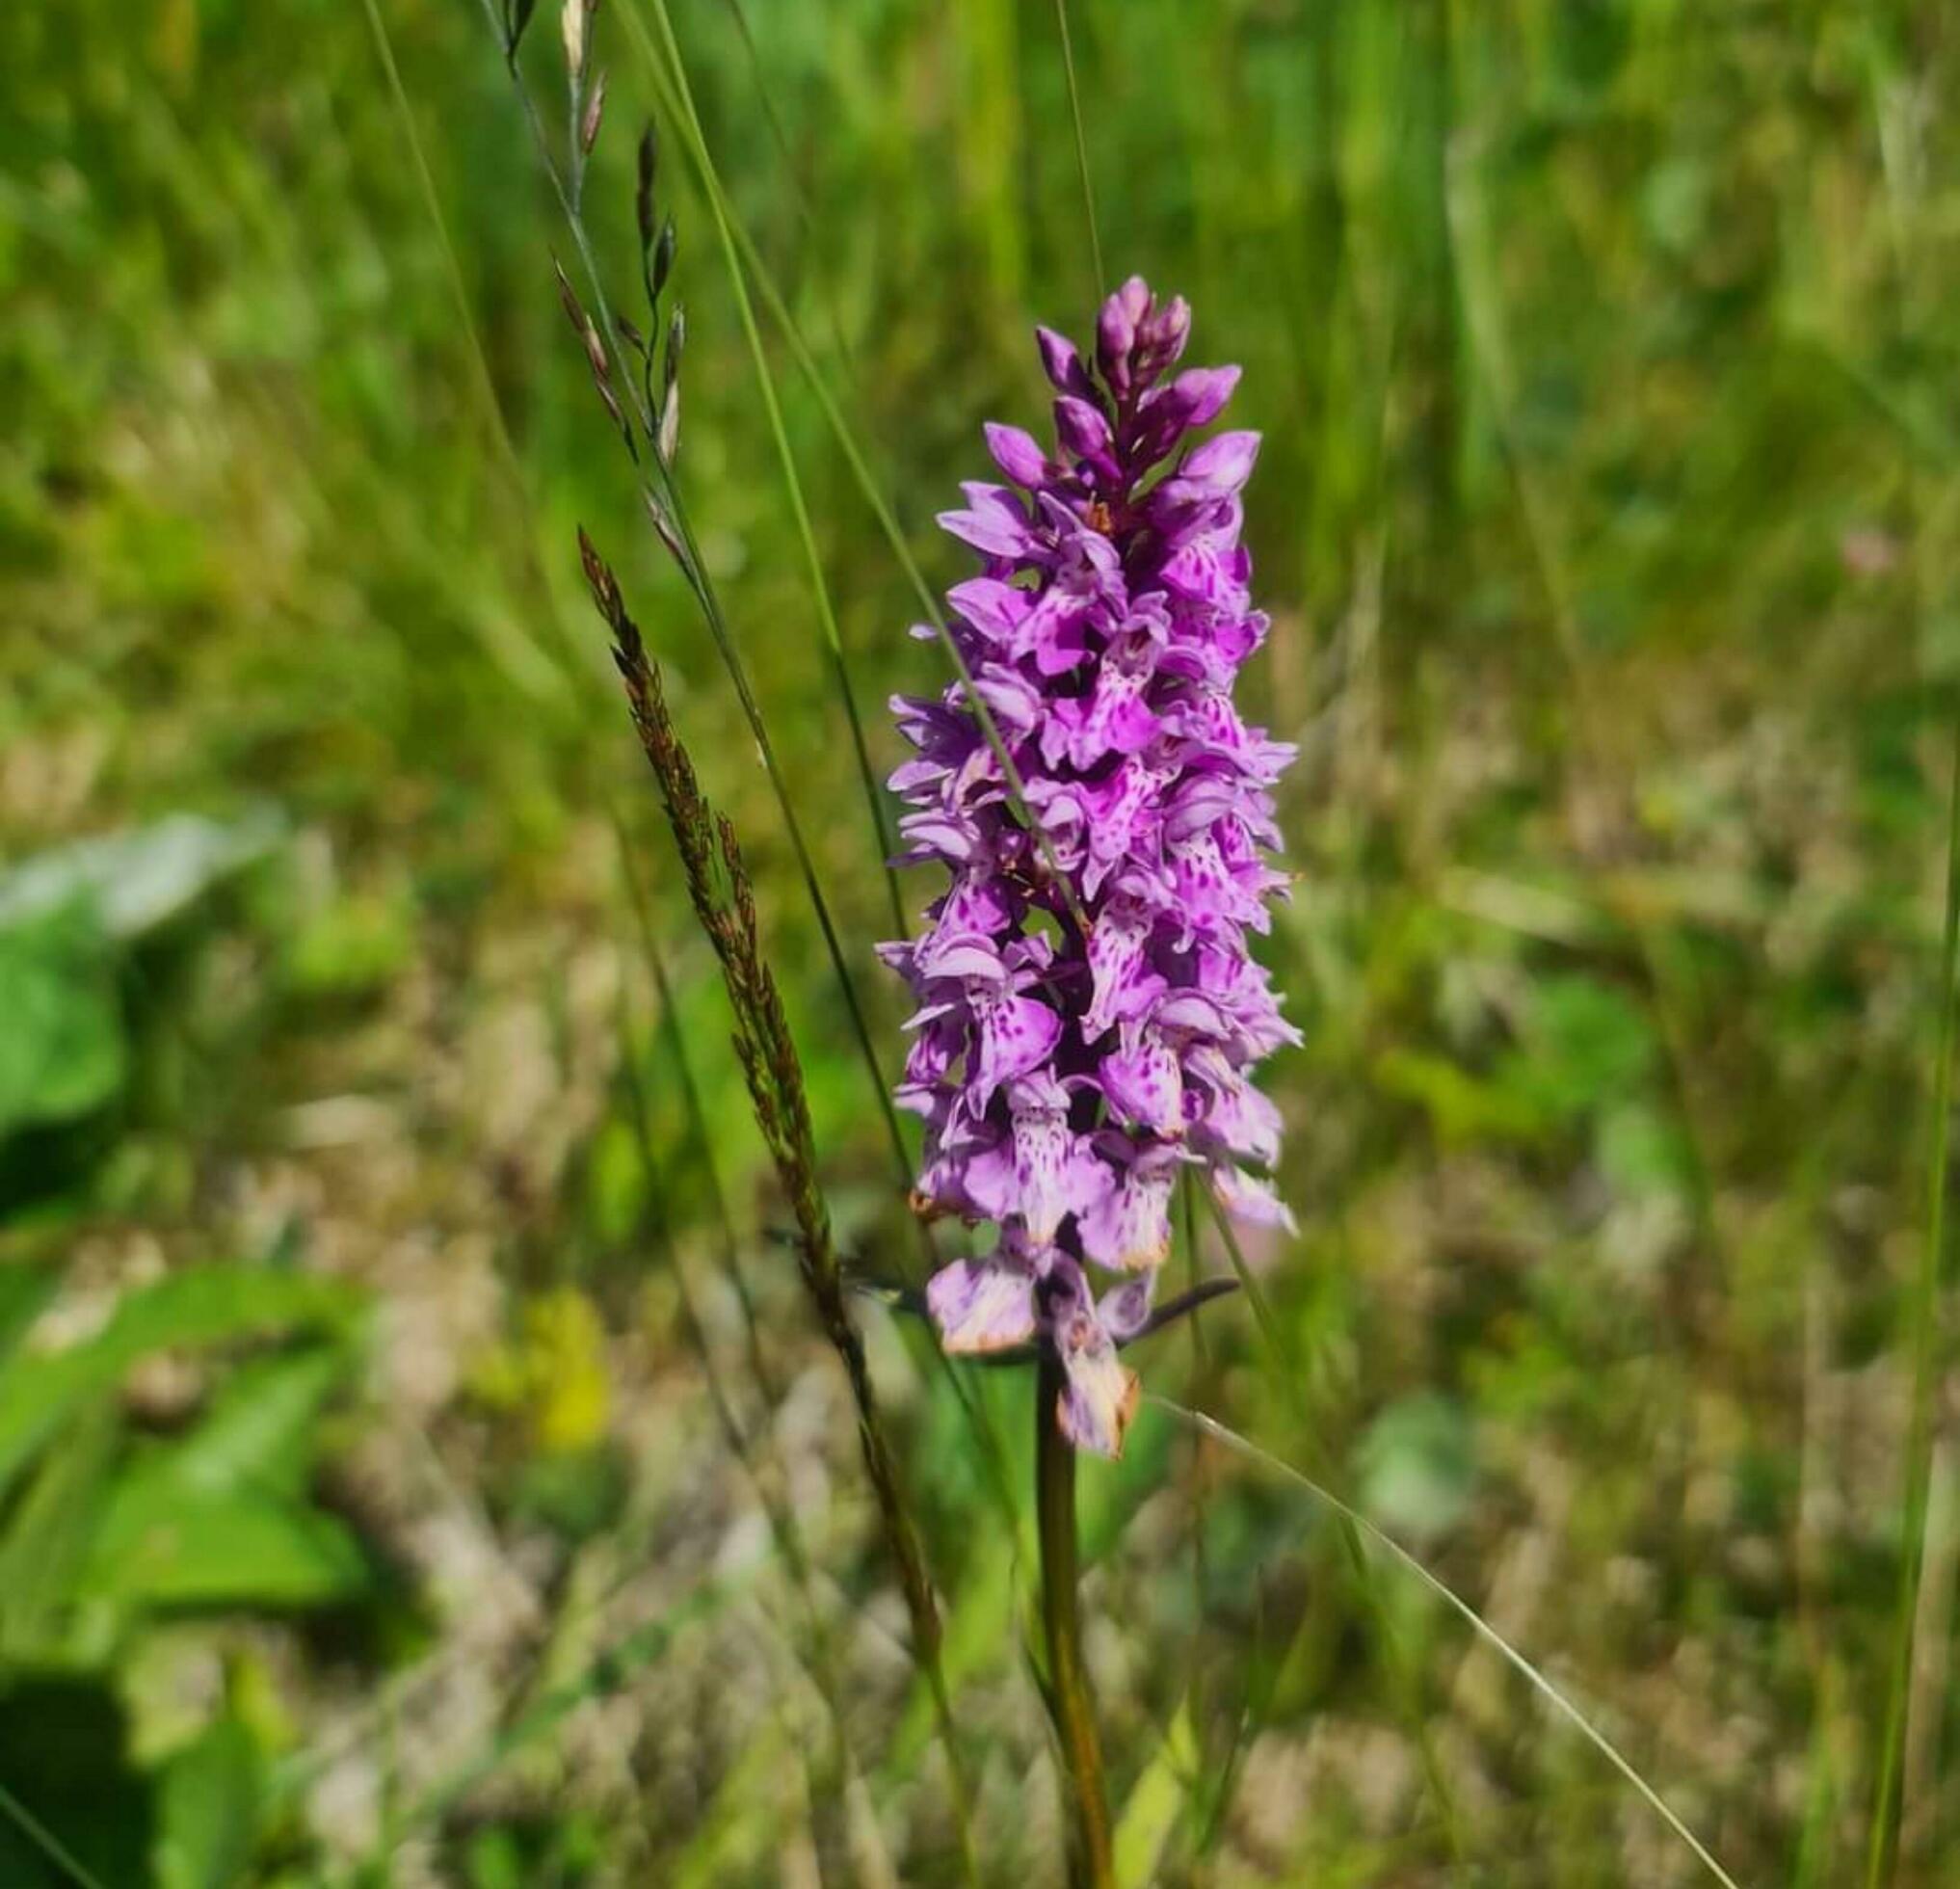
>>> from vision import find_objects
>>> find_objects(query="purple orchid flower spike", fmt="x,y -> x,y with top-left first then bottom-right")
883,277 -> 1299,1457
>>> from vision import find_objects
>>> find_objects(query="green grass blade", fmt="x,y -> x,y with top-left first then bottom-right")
461,0 -> 918,1193
1864,724 -> 1960,1886
614,0 -> 1046,1537
358,25 -> 947,1869
638,0 -> 905,941
1197,1190 -> 1468,1866
0,1783 -> 109,1889
1149,1394 -> 1745,1889
610,29 -> 1089,934
716,0 -> 859,376
358,0 -> 574,700
1051,0 -> 1105,296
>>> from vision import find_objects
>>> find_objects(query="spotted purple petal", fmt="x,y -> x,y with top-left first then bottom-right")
881,278 -> 1297,1456
1050,1272 -> 1141,1455
1077,1141 -> 1182,1271
927,1255 -> 1038,1354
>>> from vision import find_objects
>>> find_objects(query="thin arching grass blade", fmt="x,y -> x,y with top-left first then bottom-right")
617,0 -> 1033,1547
0,1785 -> 107,1889
1051,0 -> 1105,296
1196,1192 -> 1469,1865
612,2 -> 1090,935
1865,724 -> 1960,1885
464,0 -> 918,1194
1148,1394 -> 1746,1889
355,11 -> 949,1866
716,0 -> 859,377
634,0 -> 903,940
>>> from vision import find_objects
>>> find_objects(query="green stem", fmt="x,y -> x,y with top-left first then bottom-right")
1036,1347 -> 1115,1889
1865,720 -> 1960,1887
1051,0 -> 1104,297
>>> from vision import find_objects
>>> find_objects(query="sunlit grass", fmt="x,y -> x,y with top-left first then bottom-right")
1,0 -> 1955,1882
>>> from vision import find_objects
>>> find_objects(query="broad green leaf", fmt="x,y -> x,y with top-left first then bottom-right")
1114,1697 -> 1197,1888
0,904 -> 125,1139
0,809 -> 283,944
0,1401 -> 118,1663
82,1485 -> 369,1610
0,1264 -> 56,1363
166,1348 -> 348,1500
155,1715 -> 262,1889
0,1266 -> 363,1503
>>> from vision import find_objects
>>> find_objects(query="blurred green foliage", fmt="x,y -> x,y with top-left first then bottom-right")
3,0 -> 1958,1883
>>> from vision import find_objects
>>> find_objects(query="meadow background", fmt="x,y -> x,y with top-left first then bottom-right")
3,1 -> 1958,1883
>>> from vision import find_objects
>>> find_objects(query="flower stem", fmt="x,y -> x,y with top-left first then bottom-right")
1036,1347 -> 1115,1889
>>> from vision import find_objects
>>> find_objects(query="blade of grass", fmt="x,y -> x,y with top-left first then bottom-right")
589,545 -> 981,1885
463,0 -> 1027,1614
466,0 -> 918,1196
356,22 -> 943,1871
612,4 -> 1090,937
630,7 -> 1098,942
0,1785 -> 107,1889
1864,33 -> 1953,1873
1045,12 -> 1461,1863
375,0 -> 933,1512
638,0 -> 904,943
1864,721 -> 1960,1887
615,826 -> 784,1414
717,0 -> 859,377
1111,1696 -> 1195,1886
1037,1344 -> 1116,1888
1148,1394 -> 1746,1889
617,0 -> 1031,1548
1196,1191 -> 1468,1867
1051,0 -> 1105,296
358,0 -> 574,701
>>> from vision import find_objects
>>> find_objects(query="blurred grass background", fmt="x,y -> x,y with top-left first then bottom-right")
3,0 -> 1958,1882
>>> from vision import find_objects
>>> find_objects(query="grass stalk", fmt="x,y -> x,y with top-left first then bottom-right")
356,29 -> 900,1846
1152,1395 -> 1744,1889
1036,1345 -> 1116,1889
640,0 -> 904,942
613,0 -> 1089,936
470,0 -> 919,1197
0,1784 -> 104,1889
616,0 -> 1034,1549
1864,722 -> 1960,1886
1051,0 -> 1104,296
583,539 -> 980,1885
614,824 -> 786,1417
